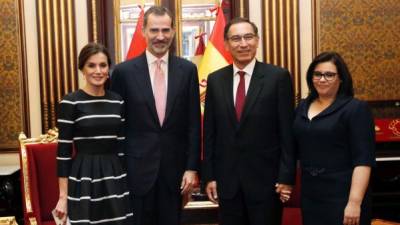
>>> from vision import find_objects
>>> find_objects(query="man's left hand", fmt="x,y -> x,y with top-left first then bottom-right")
181,170 -> 198,194
275,183 -> 293,203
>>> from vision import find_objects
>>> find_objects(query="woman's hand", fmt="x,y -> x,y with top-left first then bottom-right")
205,181 -> 218,204
275,183 -> 292,203
343,201 -> 361,225
54,196 -> 68,225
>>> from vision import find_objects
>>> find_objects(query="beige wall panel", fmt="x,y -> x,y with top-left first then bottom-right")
299,0 -> 312,98
24,0 -> 42,138
249,0 -> 263,61
75,0 -> 89,88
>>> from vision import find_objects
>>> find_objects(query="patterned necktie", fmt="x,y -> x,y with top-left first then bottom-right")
235,71 -> 246,121
154,59 -> 166,125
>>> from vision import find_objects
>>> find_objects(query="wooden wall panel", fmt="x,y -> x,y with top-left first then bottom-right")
87,0 -> 116,63
36,0 -> 78,132
262,0 -> 301,102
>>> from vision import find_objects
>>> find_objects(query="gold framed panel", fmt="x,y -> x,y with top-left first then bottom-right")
312,0 -> 400,101
0,0 -> 30,151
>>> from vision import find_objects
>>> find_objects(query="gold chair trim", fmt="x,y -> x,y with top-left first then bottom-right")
0,217 -> 17,225
18,128 -> 58,215
28,217 -> 38,225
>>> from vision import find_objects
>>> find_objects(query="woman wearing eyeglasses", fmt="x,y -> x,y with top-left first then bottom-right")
290,52 -> 375,225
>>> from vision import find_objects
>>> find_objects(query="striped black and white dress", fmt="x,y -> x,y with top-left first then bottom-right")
57,89 -> 133,225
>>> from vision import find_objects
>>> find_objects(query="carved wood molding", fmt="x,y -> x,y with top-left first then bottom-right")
231,0 -> 248,19
262,0 -> 301,103
36,0 -> 78,132
87,0 -> 116,63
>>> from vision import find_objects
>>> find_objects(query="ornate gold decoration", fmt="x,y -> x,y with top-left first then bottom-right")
19,133 -> 33,214
0,0 -> 29,150
19,128 -> 59,144
313,0 -> 400,101
37,0 -> 78,132
28,217 -> 37,225
262,0 -> 301,103
18,129 -> 58,222
389,119 -> 400,137
0,217 -> 18,225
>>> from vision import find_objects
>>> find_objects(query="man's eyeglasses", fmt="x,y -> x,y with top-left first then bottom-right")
228,33 -> 257,43
312,71 -> 337,81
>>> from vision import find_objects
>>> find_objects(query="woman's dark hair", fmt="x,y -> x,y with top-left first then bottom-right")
78,43 -> 112,70
306,51 -> 354,100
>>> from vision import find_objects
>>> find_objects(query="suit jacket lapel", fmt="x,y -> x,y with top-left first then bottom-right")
164,56 -> 183,125
221,66 -> 237,126
132,54 -> 159,124
238,62 -> 264,127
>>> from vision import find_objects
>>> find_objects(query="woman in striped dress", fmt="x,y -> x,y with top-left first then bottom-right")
54,43 -> 133,225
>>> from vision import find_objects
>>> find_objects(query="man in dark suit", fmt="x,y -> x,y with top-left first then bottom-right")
202,17 -> 296,225
110,6 -> 201,225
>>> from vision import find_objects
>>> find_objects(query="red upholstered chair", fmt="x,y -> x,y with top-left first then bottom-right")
18,131 -> 59,225
281,167 -> 303,225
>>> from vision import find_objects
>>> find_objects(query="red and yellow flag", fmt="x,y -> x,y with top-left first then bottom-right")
197,5 -> 232,105
126,6 -> 146,60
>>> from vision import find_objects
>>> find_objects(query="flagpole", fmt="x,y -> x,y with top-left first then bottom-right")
174,0 -> 183,56
114,0 -> 121,63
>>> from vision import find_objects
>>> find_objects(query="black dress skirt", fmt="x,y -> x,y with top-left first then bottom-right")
293,96 -> 375,225
57,90 -> 133,225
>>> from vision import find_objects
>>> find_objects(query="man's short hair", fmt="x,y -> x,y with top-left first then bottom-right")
224,17 -> 259,40
143,6 -> 174,28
